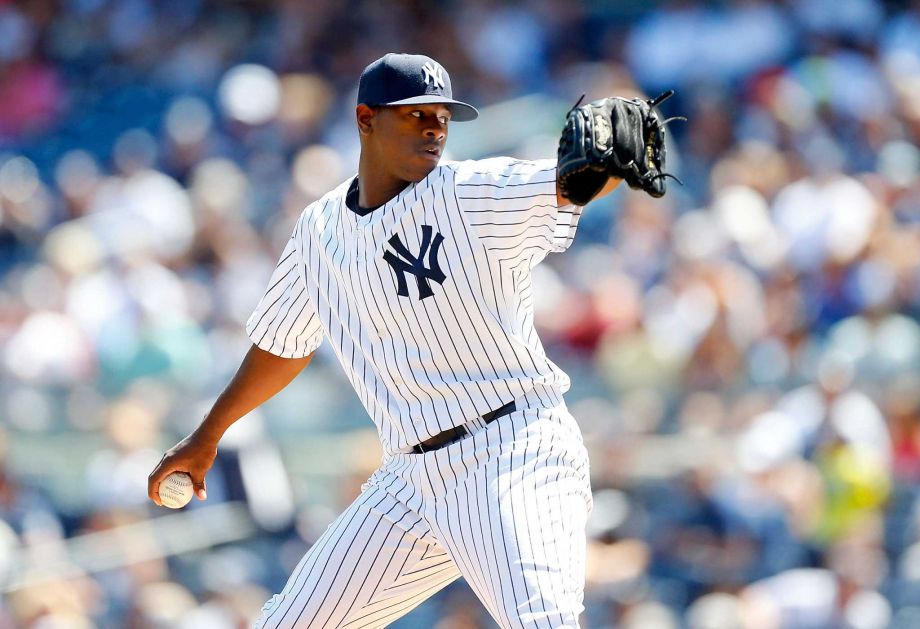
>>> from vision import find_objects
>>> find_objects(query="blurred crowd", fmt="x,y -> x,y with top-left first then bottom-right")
2,0 -> 920,627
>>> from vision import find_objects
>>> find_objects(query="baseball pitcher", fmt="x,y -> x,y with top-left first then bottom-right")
148,53 -> 677,628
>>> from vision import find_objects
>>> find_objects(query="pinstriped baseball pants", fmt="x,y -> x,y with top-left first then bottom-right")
253,404 -> 593,628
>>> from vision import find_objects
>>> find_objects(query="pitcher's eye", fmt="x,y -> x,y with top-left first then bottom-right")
410,111 -> 422,118
438,116 -> 449,125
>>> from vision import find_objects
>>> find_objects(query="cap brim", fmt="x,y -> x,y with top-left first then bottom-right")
382,95 -> 479,122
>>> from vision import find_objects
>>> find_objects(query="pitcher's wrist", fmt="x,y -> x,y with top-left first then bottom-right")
191,421 -> 224,448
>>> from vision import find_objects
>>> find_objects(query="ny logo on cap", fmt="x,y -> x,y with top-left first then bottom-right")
422,61 -> 445,89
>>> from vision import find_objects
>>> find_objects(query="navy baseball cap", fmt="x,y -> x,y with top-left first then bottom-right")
357,53 -> 479,122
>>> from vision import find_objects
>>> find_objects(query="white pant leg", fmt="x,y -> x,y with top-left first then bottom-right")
420,407 -> 593,629
254,482 -> 461,629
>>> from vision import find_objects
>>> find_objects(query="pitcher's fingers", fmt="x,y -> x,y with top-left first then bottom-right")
193,478 -> 208,501
148,473 -> 164,506
148,478 -> 161,506
147,463 -> 161,505
147,460 -> 175,506
185,467 -> 208,501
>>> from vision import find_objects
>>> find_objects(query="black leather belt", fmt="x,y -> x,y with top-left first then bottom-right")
411,401 -> 517,454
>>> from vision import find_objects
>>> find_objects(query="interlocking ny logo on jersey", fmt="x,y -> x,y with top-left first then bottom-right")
383,225 -> 446,300
422,62 -> 445,89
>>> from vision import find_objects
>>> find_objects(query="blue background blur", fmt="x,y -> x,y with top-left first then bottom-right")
2,0 -> 920,627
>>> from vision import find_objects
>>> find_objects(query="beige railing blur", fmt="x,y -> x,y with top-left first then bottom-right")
3,502 -> 257,593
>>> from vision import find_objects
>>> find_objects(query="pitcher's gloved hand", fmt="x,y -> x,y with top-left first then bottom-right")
557,90 -> 684,205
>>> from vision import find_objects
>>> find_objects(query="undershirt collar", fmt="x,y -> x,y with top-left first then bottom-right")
345,177 -> 382,217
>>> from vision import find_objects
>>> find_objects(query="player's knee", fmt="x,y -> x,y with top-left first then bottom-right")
252,592 -> 327,629
253,593 -> 284,628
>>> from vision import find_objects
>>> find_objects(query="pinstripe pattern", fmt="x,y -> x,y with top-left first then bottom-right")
254,485 -> 461,629
253,406 -> 592,628
248,156 -> 593,627
246,158 -> 582,454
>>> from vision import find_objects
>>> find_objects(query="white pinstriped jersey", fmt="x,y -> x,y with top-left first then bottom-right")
246,157 -> 583,453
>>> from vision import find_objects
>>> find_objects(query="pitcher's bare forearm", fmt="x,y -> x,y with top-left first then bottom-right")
195,344 -> 314,444
148,344 -> 313,505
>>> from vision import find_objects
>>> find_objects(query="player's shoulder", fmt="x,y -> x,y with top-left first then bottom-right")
440,156 -> 522,179
442,157 -> 556,184
299,176 -> 354,218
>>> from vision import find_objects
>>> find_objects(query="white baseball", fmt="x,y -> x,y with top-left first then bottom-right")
159,472 -> 194,509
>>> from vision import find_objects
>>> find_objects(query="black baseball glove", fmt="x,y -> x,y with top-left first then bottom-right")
557,90 -> 683,205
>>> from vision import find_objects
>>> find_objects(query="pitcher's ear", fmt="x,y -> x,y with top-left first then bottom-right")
356,104 -> 376,135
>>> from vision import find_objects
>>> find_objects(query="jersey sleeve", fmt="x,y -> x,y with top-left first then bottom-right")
451,157 -> 583,265
245,221 -> 323,358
